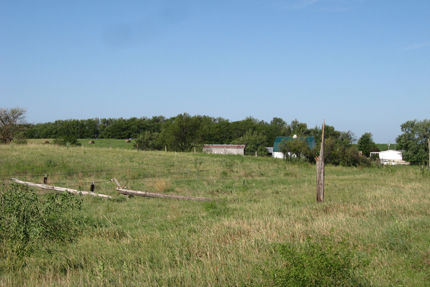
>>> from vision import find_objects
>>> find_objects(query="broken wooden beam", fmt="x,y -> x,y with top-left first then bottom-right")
116,188 -> 214,201
10,178 -> 112,198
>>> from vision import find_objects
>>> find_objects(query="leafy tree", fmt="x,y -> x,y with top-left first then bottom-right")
286,119 -> 308,137
266,117 -> 289,146
279,137 -> 312,161
0,107 -> 26,144
231,129 -> 268,156
213,117 -> 232,143
159,113 -> 201,152
324,138 -> 370,166
134,131 -> 161,150
357,132 -> 376,157
53,119 -> 82,146
396,119 -> 430,165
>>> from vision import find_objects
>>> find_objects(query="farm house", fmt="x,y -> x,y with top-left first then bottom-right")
370,150 -> 409,165
202,144 -> 246,155
272,136 -> 316,159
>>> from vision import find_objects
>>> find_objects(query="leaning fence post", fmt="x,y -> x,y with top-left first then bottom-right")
316,120 -> 325,203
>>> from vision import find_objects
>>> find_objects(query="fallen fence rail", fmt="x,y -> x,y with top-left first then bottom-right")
111,178 -> 214,201
116,187 -> 214,201
10,178 -> 112,199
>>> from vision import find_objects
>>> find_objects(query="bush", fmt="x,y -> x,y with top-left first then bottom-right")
0,184 -> 83,259
271,236 -> 369,286
231,129 -> 268,156
279,137 -> 311,162
133,131 -> 162,150
53,135 -> 81,146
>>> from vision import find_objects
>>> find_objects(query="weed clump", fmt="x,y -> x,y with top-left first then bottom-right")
0,184 -> 83,262
271,236 -> 370,286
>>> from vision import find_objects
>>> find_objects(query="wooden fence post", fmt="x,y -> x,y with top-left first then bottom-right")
316,120 -> 325,203
165,145 -> 167,152
428,138 -> 430,166
43,174 -> 48,184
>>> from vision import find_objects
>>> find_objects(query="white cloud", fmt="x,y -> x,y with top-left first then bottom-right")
282,0 -> 352,11
283,0 -> 323,10
405,42 -> 430,50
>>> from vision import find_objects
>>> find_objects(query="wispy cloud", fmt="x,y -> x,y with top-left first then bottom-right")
283,0 -> 323,10
405,42 -> 430,50
282,0 -> 351,11
301,0 -> 323,7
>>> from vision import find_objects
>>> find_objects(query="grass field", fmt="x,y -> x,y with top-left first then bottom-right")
1,142 -> 429,286
26,138 -> 136,150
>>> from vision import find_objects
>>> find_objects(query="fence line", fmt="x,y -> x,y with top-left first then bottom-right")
0,162 -> 252,181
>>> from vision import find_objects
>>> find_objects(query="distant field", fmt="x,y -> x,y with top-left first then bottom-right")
1,144 -> 429,286
26,138 -> 136,150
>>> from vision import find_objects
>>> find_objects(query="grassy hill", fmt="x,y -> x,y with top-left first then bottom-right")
1,143 -> 429,286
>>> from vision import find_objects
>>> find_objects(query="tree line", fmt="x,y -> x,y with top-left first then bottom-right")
2,107 -> 428,166
20,112 -> 373,165
21,113 -> 353,149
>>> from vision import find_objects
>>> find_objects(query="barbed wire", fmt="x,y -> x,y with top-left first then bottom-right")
0,160 -> 253,180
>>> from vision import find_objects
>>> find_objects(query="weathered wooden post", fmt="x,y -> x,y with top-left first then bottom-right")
255,151 -> 258,157
90,182 -> 95,192
428,138 -> 430,166
43,174 -> 48,184
316,120 -> 325,202
165,145 -> 167,152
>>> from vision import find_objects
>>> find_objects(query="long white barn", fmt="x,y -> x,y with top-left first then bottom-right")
370,150 -> 409,165
202,144 -> 246,155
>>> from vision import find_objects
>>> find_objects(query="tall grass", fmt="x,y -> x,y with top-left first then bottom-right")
0,143 -> 429,286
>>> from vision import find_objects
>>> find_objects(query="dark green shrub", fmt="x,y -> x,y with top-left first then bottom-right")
271,237 -> 369,286
0,184 -> 82,259
53,135 -> 81,146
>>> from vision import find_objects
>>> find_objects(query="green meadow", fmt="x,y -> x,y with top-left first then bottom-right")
1,142 -> 429,286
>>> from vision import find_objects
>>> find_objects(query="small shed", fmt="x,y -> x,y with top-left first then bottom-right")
272,136 -> 316,159
370,150 -> 408,165
202,144 -> 246,155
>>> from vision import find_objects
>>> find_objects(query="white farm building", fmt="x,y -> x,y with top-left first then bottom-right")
202,144 -> 246,155
370,150 -> 409,165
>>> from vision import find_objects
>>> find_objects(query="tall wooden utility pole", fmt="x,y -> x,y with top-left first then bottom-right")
316,120 -> 325,202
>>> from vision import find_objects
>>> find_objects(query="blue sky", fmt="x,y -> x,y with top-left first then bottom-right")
1,0 -> 429,143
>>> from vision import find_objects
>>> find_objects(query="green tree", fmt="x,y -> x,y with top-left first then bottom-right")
357,132 -> 376,157
231,129 -> 268,156
396,119 -> 430,165
266,117 -> 288,146
0,107 -> 27,144
134,131 -> 161,150
159,113 -> 201,152
279,137 -> 311,161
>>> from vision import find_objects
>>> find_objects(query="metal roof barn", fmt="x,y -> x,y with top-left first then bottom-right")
272,136 -> 316,159
273,137 -> 316,152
